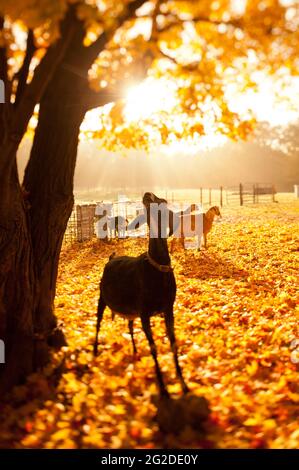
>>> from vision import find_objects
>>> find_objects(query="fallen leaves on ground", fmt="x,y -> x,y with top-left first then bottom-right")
0,200 -> 298,449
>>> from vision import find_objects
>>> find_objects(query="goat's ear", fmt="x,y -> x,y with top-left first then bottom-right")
143,192 -> 155,207
143,192 -> 167,206
191,203 -> 199,212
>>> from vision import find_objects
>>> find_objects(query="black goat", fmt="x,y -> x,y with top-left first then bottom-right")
94,192 -> 189,397
107,215 -> 128,238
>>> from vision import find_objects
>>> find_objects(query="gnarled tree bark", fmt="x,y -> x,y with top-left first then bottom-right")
0,9 -> 77,392
24,23 -> 89,334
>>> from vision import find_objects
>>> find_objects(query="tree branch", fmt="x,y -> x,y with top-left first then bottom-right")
85,0 -> 148,65
14,29 -> 36,107
158,49 -> 179,65
83,87 -> 123,110
150,0 -> 163,41
157,14 -> 242,35
84,1 -> 161,111
85,51 -> 152,111
8,8 -> 77,147
188,15 -> 241,28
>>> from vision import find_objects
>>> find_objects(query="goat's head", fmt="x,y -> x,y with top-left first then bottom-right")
143,192 -> 167,208
210,206 -> 222,217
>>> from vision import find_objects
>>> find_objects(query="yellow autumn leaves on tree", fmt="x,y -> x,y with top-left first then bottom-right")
1,1 -> 298,149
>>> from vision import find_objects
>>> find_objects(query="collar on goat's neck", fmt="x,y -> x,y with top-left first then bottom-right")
146,252 -> 173,273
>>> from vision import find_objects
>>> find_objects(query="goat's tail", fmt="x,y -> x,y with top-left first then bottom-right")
94,295 -> 105,356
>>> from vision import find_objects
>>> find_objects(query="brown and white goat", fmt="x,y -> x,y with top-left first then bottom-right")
202,206 -> 221,249
170,205 -> 221,251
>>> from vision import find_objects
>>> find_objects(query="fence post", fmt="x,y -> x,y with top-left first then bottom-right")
220,186 -> 223,207
253,184 -> 256,204
239,183 -> 243,206
0,339 -> 4,363
200,187 -> 203,206
272,185 -> 276,202
0,79 -> 4,103
209,188 -> 212,206
76,205 -> 82,242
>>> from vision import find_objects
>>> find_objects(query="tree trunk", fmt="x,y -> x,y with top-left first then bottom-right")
0,8 -> 82,391
23,40 -> 88,338
0,10 -> 83,392
0,148 -> 35,392
24,97 -> 86,334
0,15 -> 99,391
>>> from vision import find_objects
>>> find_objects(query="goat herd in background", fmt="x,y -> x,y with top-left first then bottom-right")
94,192 -> 222,398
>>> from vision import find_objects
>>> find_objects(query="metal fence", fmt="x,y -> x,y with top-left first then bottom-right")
64,183 -> 276,244
64,204 -> 96,244
225,183 -> 276,206
64,200 -> 145,244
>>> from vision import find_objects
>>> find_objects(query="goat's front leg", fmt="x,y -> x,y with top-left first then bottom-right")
94,295 -> 106,356
141,313 -> 169,398
128,319 -> 137,355
164,307 -> 189,394
180,235 -> 185,250
203,233 -> 207,249
196,234 -> 201,251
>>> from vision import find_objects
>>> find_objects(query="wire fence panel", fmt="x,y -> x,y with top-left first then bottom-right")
64,204 -> 96,244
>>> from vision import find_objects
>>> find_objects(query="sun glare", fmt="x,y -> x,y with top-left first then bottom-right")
226,71 -> 299,126
80,68 -> 299,150
124,79 -> 177,122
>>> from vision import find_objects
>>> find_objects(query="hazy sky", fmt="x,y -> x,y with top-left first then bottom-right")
18,127 -> 299,193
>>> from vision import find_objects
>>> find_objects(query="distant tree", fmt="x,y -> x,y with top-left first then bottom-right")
255,121 -> 299,155
0,0 -> 298,390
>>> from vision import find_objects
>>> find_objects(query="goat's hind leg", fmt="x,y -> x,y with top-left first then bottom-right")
128,320 -> 137,355
165,308 -> 189,394
141,314 -> 169,398
203,234 -> 207,249
94,294 -> 106,356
